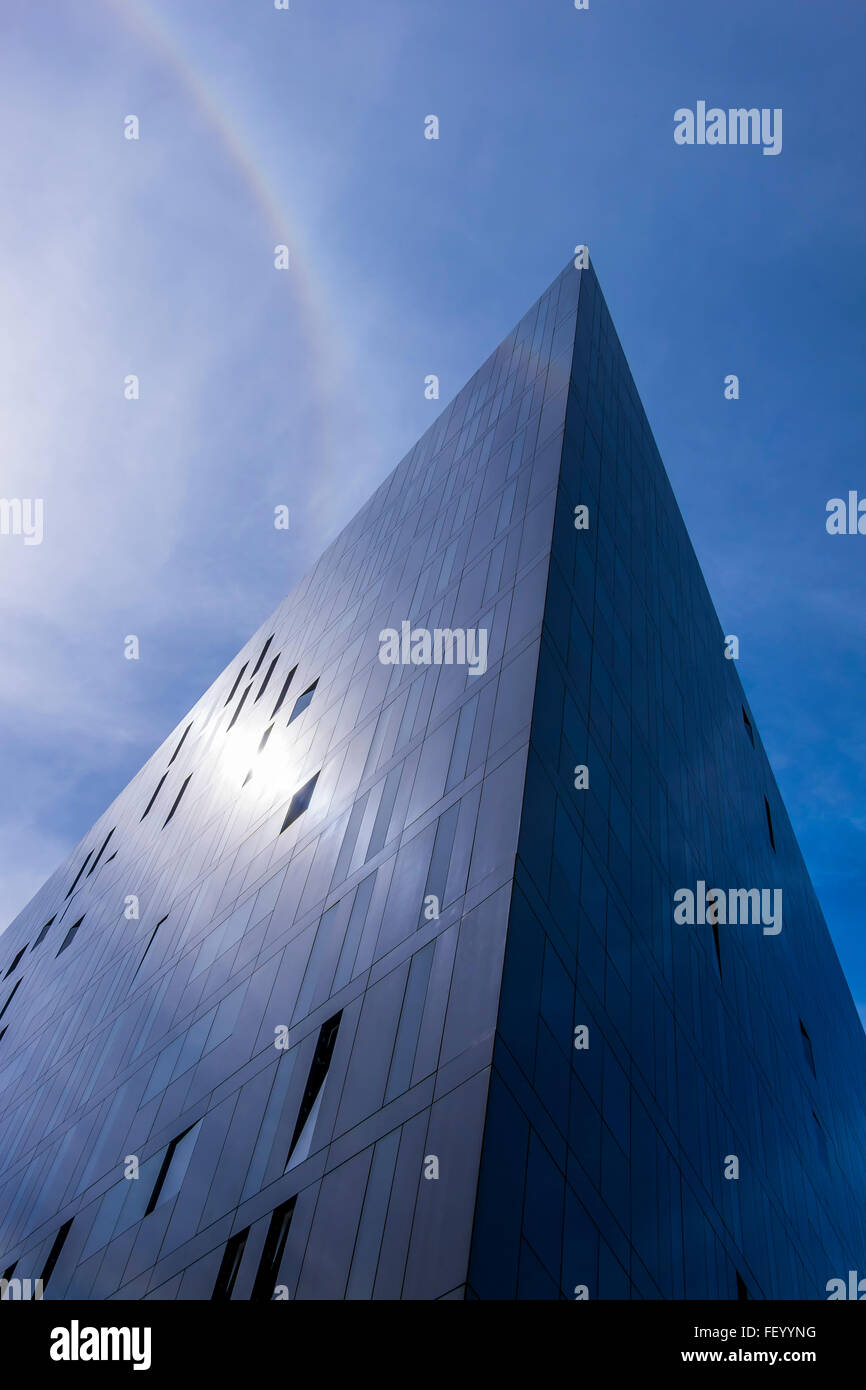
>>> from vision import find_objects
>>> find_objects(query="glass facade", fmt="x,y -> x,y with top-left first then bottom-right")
469,265 -> 866,1300
0,262 -> 864,1300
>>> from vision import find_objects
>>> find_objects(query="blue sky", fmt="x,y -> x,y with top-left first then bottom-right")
1,0 -> 864,1022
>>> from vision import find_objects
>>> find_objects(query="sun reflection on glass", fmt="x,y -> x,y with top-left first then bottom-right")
217,718 -> 289,803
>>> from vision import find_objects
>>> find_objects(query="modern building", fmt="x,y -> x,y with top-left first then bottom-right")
1,261 -> 864,1301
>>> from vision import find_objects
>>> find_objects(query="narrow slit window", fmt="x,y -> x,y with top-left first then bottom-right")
0,980 -> 21,1023
736,1271 -> 750,1301
258,724 -> 274,754
226,684 -> 252,731
40,1219 -> 73,1289
87,828 -> 115,876
56,917 -> 85,958
224,663 -> 248,705
141,773 -> 168,821
163,775 -> 192,828
32,917 -> 55,949
271,665 -> 297,718
131,915 -> 169,983
288,679 -> 318,724
764,796 -> 776,852
280,773 -> 320,833
286,1011 -> 342,1168
0,1028 -> 7,1045
255,655 -> 280,702
711,923 -> 722,980
742,706 -> 754,746
145,1120 -> 202,1215
251,1198 -> 296,1301
65,852 -> 93,898
212,1227 -> 249,1301
800,1020 -> 816,1078
169,722 -> 193,765
250,634 -> 274,679
4,946 -> 28,979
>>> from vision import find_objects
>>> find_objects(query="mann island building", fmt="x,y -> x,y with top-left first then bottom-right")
1,262 -> 865,1302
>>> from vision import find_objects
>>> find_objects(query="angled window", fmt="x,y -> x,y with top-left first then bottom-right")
141,773 -> 168,821
288,679 -> 318,724
65,852 -> 93,899
0,981 -> 20,1023
764,796 -> 776,852
286,1011 -> 342,1168
87,827 -> 115,877
169,722 -> 193,765
2,1261 -> 16,1282
280,773 -> 319,833
251,1198 -> 296,1301
145,1120 -> 202,1215
56,917 -> 85,957
256,655 -> 280,702
4,945 -> 28,979
131,916 -> 169,983
212,1227 -> 249,1301
271,665 -> 297,718
800,1020 -> 816,1078
711,923 -> 722,980
41,1218 -> 73,1289
224,663 -> 248,705
736,1271 -> 750,1300
250,634 -> 274,679
0,1028 -> 7,1045
226,685 -> 252,731
257,724 -> 274,754
742,706 -> 754,746
163,775 -> 192,828
32,917 -> 55,949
